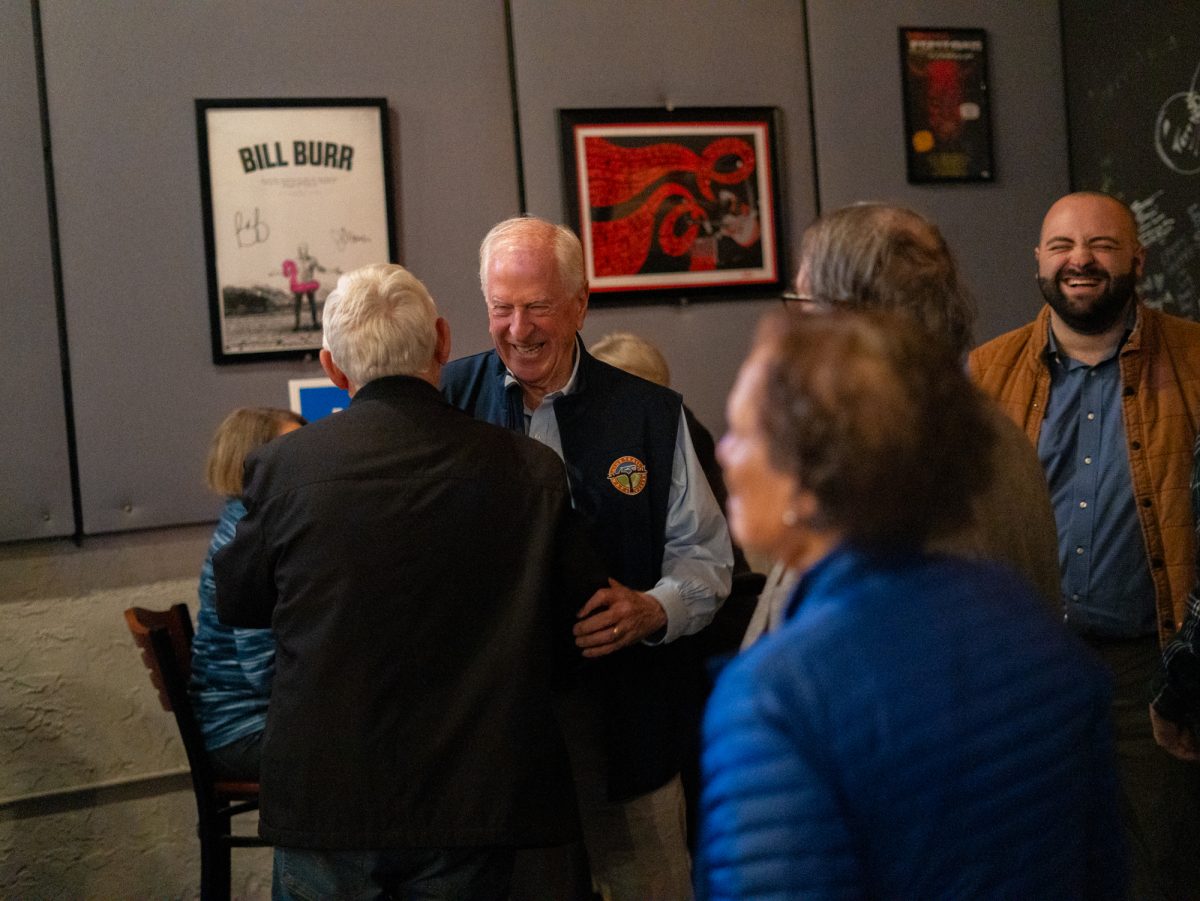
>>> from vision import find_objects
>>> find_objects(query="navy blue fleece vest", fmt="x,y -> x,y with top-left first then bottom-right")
442,341 -> 691,799
441,341 -> 680,591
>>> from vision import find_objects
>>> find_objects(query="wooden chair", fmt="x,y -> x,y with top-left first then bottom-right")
124,604 -> 268,900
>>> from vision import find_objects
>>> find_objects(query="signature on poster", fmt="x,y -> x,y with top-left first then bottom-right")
332,227 -> 370,252
235,208 -> 270,248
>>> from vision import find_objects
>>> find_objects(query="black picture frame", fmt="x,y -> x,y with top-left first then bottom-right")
558,106 -> 785,302
899,28 -> 995,183
196,97 -> 396,364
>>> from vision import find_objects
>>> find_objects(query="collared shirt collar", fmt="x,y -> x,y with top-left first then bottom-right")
1042,302 -> 1138,367
502,335 -> 583,411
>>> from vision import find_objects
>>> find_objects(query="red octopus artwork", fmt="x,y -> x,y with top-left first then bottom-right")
583,135 -> 761,278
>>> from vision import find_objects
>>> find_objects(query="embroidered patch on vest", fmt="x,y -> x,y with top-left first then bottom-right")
607,456 -> 648,496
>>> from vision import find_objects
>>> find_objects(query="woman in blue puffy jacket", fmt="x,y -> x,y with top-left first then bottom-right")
699,310 -> 1124,899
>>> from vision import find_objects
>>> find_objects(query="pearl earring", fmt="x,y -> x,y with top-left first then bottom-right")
782,509 -> 800,527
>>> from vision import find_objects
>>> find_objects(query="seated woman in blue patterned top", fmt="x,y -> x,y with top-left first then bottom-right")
189,407 -> 304,780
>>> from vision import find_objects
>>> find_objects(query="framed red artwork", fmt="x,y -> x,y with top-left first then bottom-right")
559,107 -> 785,301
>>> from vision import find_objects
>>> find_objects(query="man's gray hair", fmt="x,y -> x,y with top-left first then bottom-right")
321,263 -> 438,388
799,203 -> 976,361
479,216 -> 586,298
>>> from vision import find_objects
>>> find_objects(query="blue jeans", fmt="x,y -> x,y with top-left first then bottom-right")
273,846 -> 515,900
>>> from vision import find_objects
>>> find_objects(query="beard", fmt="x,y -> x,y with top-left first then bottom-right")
1037,262 -> 1138,335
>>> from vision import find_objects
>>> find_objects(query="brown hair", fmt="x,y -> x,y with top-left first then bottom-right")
204,407 -> 306,497
753,308 -> 993,550
798,203 -> 976,361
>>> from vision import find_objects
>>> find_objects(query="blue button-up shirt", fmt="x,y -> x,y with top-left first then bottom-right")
1038,329 -> 1156,637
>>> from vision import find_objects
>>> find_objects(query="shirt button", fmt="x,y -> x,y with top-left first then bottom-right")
1076,546 -> 1085,555
1079,500 -> 1088,508
1071,593 -> 1080,601
1084,456 -> 1092,464
1086,412 -> 1096,420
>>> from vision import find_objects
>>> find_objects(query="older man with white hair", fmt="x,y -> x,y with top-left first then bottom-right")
215,263 -> 605,900
443,217 -> 733,900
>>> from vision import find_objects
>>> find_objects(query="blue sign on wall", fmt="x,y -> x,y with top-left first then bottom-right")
288,377 -> 351,422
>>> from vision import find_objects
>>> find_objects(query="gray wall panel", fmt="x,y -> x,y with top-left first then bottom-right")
5,1 -> 1073,540
508,0 -> 817,435
0,0 -> 74,542
806,0 -> 1070,344
38,0 -> 517,533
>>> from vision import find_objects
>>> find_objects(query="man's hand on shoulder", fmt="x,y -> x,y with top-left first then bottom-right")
574,578 -> 668,658
1150,705 -> 1200,762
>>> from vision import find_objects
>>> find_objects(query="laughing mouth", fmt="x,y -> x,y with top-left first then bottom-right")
510,342 -> 544,356
1060,269 -> 1107,290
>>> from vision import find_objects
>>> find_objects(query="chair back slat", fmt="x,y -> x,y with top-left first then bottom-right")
125,604 -> 194,687
126,607 -> 173,711
123,604 -> 213,778
123,602 -> 267,897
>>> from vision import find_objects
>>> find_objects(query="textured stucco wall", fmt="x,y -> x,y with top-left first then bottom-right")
0,526 -> 272,898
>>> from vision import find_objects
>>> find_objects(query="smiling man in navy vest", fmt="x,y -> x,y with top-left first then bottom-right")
442,216 -> 733,900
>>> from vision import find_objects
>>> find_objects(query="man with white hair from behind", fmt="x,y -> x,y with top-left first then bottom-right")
215,263 -> 605,900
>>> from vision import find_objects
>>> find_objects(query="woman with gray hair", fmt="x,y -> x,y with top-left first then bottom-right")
697,309 -> 1123,899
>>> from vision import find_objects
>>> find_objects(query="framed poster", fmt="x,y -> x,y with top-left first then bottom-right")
559,107 -> 784,301
899,28 -> 995,183
196,98 -> 396,363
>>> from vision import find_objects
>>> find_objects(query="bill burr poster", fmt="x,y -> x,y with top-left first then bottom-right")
196,98 -> 396,363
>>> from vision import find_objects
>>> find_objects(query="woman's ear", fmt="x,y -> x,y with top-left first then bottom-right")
794,485 -> 821,525
784,484 -> 822,529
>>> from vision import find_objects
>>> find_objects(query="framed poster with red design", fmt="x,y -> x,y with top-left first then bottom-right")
899,28 -> 995,183
559,107 -> 784,301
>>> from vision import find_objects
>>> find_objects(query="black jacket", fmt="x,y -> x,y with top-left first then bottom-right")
215,375 -> 605,850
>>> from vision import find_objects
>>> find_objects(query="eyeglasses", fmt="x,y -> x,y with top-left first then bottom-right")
780,292 -> 843,313
780,291 -> 821,312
